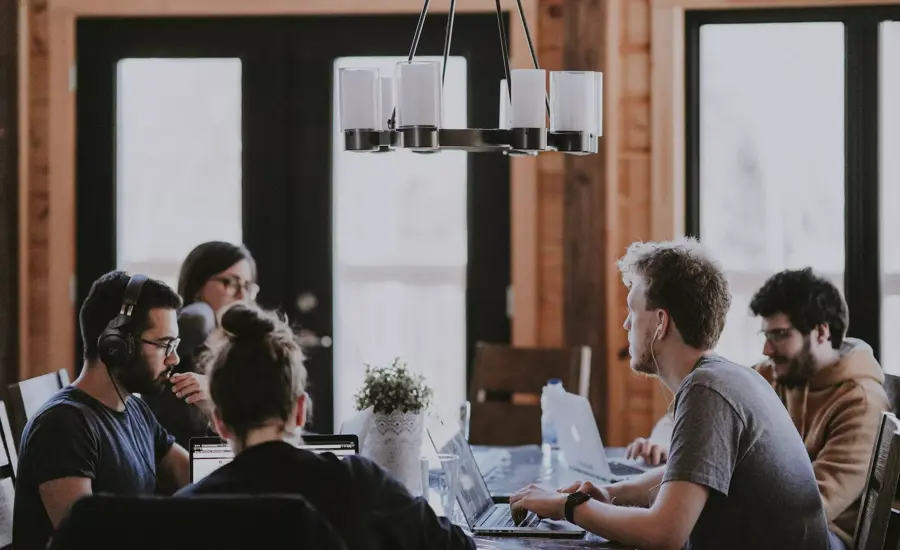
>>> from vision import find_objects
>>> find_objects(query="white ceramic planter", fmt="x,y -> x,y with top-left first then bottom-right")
362,410 -> 425,495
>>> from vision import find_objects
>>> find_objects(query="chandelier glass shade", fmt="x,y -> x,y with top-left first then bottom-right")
337,0 -> 603,155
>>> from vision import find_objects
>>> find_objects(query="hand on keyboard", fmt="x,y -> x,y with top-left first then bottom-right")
557,480 -> 611,504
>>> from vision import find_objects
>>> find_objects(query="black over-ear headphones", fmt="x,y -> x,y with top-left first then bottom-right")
97,274 -> 148,369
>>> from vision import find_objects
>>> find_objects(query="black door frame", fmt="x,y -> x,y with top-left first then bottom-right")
76,14 -> 510,433
685,7 -> 900,361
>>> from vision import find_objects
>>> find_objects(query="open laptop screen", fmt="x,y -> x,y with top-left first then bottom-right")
430,425 -> 494,528
189,435 -> 359,483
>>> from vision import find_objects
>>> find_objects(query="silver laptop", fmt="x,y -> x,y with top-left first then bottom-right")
428,422 -> 585,538
545,389 -> 650,482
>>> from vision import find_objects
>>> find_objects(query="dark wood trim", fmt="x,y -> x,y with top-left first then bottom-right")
844,11 -> 881,359
563,0 -> 608,434
0,0 -> 18,390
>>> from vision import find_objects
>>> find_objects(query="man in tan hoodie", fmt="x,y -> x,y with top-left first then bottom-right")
626,267 -> 890,549
748,267 -> 889,548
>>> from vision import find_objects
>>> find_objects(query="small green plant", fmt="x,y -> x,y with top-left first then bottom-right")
354,358 -> 433,414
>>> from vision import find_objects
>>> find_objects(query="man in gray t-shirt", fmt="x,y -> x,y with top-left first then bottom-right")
509,238 -> 830,550
664,354 -> 829,549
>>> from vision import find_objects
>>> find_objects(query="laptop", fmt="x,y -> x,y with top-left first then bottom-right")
189,434 -> 359,484
544,389 -> 650,482
427,421 -> 585,538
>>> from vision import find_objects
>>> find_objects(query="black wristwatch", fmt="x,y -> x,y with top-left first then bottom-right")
564,491 -> 591,523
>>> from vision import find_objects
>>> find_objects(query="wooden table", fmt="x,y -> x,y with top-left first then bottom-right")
466,445 -> 635,549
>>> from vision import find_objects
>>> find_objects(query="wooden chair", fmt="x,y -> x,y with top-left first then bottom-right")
467,342 -> 591,446
853,412 -> 900,550
8,368 -> 71,450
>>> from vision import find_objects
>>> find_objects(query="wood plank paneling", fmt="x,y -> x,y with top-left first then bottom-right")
562,0 -> 614,438
536,0 -> 565,347
23,0 -> 50,381
0,0 -> 18,392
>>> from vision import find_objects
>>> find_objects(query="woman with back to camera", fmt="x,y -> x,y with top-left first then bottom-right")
144,241 -> 259,449
174,303 -> 476,550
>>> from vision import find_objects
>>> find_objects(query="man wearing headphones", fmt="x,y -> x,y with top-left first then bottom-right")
13,271 -> 194,550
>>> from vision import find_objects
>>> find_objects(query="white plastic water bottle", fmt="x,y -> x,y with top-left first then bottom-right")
541,378 -> 564,450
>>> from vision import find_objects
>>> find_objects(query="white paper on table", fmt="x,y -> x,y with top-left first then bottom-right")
0,478 -> 13,547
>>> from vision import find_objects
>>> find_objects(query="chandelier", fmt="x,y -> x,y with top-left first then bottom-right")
337,0 -> 603,155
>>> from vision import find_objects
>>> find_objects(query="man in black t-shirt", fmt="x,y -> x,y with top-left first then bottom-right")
14,271 -> 198,550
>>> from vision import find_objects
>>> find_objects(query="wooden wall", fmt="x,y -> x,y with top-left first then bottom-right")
538,0 -> 659,446
16,0 -> 659,446
21,0 -> 52,383
0,0 -> 19,393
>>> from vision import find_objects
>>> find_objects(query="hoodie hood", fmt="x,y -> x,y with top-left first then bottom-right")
807,337 -> 884,390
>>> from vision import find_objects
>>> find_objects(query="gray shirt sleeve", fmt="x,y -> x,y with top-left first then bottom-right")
663,385 -> 746,496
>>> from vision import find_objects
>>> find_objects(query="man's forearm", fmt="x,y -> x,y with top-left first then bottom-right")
604,466 -> 666,508
571,499 -> 676,550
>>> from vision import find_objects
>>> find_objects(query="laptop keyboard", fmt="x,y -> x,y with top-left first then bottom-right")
609,461 -> 644,477
490,507 -> 540,528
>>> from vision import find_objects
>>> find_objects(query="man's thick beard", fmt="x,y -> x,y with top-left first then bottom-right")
116,356 -> 167,396
773,337 -> 818,389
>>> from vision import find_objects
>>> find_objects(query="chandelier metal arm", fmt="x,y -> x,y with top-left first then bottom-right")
441,0 -> 457,84
493,0 -> 513,99
408,0 -> 432,61
514,0 -> 540,71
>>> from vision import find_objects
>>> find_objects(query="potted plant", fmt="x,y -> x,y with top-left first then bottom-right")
354,358 -> 433,494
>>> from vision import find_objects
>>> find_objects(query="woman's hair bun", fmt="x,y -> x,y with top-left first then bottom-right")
220,303 -> 275,341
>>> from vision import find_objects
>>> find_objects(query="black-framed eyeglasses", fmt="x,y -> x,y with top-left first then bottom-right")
211,276 -> 259,300
758,328 -> 795,344
141,337 -> 181,357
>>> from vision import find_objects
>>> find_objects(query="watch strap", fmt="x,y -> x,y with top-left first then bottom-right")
564,491 -> 591,523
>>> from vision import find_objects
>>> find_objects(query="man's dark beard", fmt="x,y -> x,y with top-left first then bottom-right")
116,354 -> 168,396
772,336 -> 817,389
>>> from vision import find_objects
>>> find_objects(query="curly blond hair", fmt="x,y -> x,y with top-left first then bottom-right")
617,237 -> 731,350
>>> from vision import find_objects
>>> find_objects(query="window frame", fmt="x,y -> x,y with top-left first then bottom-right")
685,7 -> 900,363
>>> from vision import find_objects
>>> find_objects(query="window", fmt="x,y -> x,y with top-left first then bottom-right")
687,9 -> 898,369
692,22 -> 844,366
115,59 -> 243,290
331,56 -> 469,427
881,21 -> 900,373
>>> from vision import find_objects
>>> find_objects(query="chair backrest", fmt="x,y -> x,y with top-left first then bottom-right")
884,373 -> 900,414
853,412 -> 900,550
467,342 -> 591,446
8,369 -> 70,450
49,494 -> 348,550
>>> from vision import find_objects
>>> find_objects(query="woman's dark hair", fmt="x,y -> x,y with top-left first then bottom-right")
177,241 -> 257,306
199,303 -> 308,439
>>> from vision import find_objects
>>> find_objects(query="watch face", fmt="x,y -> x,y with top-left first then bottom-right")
573,491 -> 591,504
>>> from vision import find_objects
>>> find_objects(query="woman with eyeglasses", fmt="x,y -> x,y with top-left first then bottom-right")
144,241 -> 259,449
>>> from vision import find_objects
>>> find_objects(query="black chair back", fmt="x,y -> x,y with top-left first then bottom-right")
853,412 -> 900,550
49,494 -> 347,550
